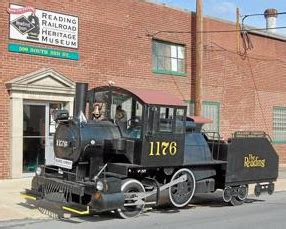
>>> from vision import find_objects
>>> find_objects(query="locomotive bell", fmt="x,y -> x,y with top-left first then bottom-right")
52,110 -> 69,122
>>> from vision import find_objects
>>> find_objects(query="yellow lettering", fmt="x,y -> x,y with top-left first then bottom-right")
161,142 -> 169,155
244,154 -> 266,168
155,141 -> 160,156
149,141 -> 154,156
169,142 -> 177,156
148,141 -> 178,157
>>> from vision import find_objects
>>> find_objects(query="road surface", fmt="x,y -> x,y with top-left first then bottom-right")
1,191 -> 285,229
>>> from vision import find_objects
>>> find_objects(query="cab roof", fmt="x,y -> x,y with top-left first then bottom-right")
92,86 -> 186,107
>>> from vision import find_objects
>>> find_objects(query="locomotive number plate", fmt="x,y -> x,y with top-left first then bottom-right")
148,141 -> 177,157
55,157 -> 73,169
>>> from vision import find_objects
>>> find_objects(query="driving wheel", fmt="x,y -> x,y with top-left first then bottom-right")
169,168 -> 196,208
116,179 -> 145,219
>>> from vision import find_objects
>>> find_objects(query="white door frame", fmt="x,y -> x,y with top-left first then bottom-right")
6,68 -> 75,178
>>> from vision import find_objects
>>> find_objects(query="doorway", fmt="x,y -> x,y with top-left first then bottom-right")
23,102 -> 62,173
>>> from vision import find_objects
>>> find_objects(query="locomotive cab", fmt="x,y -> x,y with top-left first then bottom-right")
87,86 -> 187,167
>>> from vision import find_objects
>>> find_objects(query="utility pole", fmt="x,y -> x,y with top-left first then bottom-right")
236,7 -> 241,53
194,0 -> 203,116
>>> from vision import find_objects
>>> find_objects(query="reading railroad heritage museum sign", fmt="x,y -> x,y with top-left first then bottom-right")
8,4 -> 79,49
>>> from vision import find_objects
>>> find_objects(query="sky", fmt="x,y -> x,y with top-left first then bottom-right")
155,0 -> 286,35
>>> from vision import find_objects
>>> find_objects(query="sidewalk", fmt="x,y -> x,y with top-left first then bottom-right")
0,168 -> 286,222
0,178 -> 49,222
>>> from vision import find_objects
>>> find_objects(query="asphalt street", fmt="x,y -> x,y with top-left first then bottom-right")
1,190 -> 285,229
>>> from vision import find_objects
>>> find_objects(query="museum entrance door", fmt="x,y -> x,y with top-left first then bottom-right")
23,102 -> 62,173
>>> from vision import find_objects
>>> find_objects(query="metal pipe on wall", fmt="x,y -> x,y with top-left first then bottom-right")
194,0 -> 203,116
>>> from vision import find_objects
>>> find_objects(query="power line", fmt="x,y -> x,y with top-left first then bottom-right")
148,26 -> 286,38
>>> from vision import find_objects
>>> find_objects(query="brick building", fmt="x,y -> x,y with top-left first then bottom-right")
0,0 -> 285,179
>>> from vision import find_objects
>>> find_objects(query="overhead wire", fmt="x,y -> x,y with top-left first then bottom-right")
148,26 -> 286,38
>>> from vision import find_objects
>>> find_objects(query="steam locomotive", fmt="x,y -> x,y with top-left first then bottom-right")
23,83 -> 279,218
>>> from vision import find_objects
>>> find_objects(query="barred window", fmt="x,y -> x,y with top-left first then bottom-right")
152,40 -> 185,76
273,107 -> 286,143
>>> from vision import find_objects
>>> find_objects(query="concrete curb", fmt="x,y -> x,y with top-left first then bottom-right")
0,169 -> 285,222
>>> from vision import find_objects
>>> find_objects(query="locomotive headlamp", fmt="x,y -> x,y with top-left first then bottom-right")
35,166 -> 42,176
90,139 -> 96,145
96,180 -> 104,191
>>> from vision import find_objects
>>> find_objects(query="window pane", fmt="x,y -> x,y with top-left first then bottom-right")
152,54 -> 158,69
178,46 -> 184,59
157,56 -> 165,70
164,57 -> 171,70
273,107 -> 286,142
171,45 -> 177,58
171,58 -> 178,72
156,43 -> 164,56
178,59 -> 185,73
152,40 -> 185,74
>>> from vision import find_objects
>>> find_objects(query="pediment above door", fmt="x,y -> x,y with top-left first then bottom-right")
6,68 -> 75,96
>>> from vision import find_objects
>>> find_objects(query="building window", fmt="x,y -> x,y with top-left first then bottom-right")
186,100 -> 220,133
152,40 -> 186,76
273,107 -> 286,143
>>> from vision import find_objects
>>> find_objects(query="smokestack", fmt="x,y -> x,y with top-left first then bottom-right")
264,8 -> 278,33
74,82 -> 88,119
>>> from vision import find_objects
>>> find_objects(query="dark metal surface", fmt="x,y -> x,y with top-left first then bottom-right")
224,136 -> 279,185
141,133 -> 185,167
74,83 -> 88,119
54,120 -> 121,162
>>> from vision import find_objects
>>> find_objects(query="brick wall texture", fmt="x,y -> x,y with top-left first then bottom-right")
0,0 -> 285,178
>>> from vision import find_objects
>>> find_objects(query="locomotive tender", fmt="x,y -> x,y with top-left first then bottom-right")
23,83 -> 279,218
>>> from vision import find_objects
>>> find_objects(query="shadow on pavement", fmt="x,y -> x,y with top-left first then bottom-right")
16,190 -> 272,225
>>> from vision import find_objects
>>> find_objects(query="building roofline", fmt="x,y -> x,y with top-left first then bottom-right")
143,0 -> 194,14
143,0 -> 286,42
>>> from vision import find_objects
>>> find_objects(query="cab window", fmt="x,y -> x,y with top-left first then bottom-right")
159,107 -> 174,132
111,91 -> 143,139
175,108 -> 185,133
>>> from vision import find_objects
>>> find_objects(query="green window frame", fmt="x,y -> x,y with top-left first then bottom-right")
152,40 -> 186,76
273,106 -> 286,143
185,100 -> 220,133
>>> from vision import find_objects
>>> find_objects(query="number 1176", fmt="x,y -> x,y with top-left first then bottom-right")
149,141 -> 177,156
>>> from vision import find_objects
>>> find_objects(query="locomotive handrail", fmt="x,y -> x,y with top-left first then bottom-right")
202,131 -> 223,160
93,163 -> 108,181
233,131 -> 273,142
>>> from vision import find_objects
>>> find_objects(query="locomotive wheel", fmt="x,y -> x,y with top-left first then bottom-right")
229,196 -> 245,206
116,179 -> 145,219
254,185 -> 261,197
222,186 -> 232,202
169,168 -> 196,208
268,183 -> 274,195
237,185 -> 248,201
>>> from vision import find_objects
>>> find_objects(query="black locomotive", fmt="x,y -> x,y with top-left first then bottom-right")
23,83 -> 279,218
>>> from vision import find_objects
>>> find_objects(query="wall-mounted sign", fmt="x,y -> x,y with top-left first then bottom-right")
8,43 -> 79,60
8,4 -> 79,49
